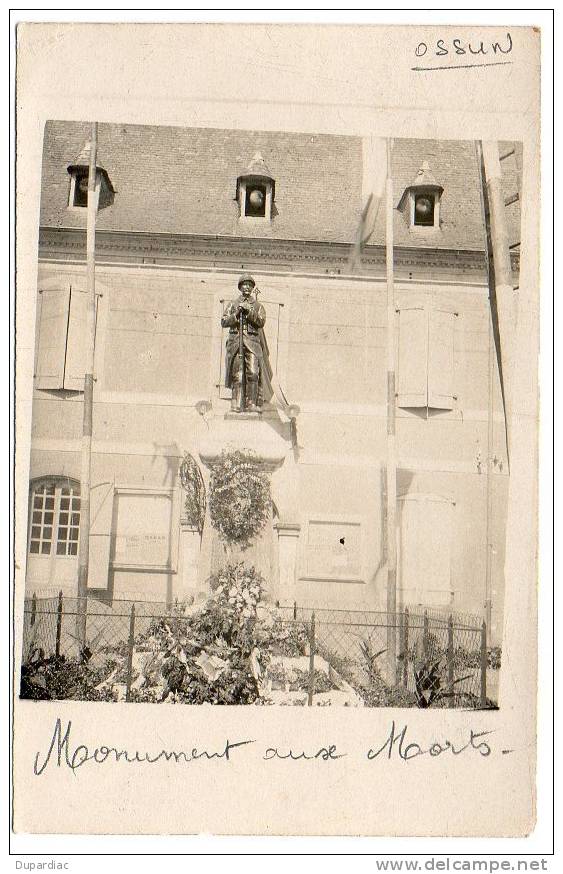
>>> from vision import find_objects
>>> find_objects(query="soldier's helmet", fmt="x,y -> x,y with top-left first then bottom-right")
238,273 -> 256,291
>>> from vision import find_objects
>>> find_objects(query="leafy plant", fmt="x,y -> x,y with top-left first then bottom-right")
358,635 -> 387,683
360,682 -> 417,708
412,649 -> 473,709
402,632 -> 502,673
291,668 -> 333,694
20,654 -> 117,702
65,626 -> 107,664
127,687 -> 159,703
268,617 -> 309,657
125,563 -> 270,705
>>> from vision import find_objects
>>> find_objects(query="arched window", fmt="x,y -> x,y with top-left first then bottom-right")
28,478 -> 81,556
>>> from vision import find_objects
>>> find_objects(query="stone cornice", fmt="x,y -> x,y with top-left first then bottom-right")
38,226 -> 517,279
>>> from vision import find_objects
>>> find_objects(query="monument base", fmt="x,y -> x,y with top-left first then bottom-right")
198,411 -> 288,472
196,412 -> 289,599
224,411 -> 262,421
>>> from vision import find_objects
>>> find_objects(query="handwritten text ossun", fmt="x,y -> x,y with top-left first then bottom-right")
415,33 -> 513,60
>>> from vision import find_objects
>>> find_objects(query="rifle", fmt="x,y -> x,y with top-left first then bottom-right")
238,305 -> 246,412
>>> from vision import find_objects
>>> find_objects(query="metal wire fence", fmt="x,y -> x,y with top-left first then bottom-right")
22,593 -> 170,669
275,604 -> 492,707
21,593 -> 496,708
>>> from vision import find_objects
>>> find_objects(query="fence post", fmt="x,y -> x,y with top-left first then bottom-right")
125,604 -> 136,703
423,610 -> 429,660
403,608 -> 409,688
31,592 -> 37,627
293,600 -> 297,621
55,590 -> 63,659
307,611 -> 316,706
447,614 -> 454,707
397,611 -> 404,686
480,620 -> 488,708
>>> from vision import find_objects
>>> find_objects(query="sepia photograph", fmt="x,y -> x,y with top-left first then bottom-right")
11,16 -> 548,843
20,120 -> 522,711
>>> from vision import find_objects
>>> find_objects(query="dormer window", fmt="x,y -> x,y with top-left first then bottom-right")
245,183 -> 267,217
67,140 -> 115,210
69,171 -> 89,208
414,193 -> 435,226
236,152 -> 275,221
398,161 -> 443,230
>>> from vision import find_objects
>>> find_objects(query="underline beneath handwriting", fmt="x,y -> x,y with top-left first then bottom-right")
412,61 -> 514,72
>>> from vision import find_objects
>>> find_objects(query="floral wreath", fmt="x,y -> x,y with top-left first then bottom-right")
179,453 -> 206,536
209,449 -> 271,548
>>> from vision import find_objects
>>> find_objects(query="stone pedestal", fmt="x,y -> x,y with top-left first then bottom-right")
198,412 -> 288,471
177,523 -> 201,604
274,521 -> 301,606
197,413 -> 288,598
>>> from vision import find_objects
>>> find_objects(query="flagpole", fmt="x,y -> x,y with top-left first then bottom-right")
480,140 -> 515,459
385,138 -> 398,683
76,122 -> 100,643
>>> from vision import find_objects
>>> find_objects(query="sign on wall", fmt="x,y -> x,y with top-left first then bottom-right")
112,490 -> 176,570
302,517 -> 363,582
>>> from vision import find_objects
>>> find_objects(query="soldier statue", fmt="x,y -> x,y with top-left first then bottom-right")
222,274 -> 268,413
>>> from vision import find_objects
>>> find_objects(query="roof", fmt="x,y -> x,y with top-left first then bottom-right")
243,152 -> 274,180
41,121 -> 362,245
66,139 -> 115,194
39,121 -> 519,252
407,160 -> 443,191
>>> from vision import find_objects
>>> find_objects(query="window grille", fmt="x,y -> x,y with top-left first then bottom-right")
29,479 -> 81,557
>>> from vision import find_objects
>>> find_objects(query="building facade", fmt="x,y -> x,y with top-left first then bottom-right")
26,121 -> 520,643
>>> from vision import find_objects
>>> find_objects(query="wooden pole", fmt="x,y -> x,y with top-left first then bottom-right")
484,307 -> 494,642
480,620 -> 488,708
480,141 -> 516,458
447,614 -> 454,707
76,123 -> 100,643
475,140 -> 500,642
125,604 -> 136,703
403,607 -> 409,688
385,139 -> 397,682
55,590 -> 63,659
307,611 -> 316,706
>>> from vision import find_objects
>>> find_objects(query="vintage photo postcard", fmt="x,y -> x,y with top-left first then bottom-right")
12,21 -> 543,839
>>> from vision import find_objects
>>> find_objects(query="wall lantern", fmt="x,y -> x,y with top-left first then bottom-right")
195,399 -> 213,417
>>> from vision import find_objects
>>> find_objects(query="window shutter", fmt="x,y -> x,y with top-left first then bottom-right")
398,494 -> 454,607
397,305 -> 428,408
428,307 -> 457,410
63,286 -> 87,390
35,286 -> 71,390
87,482 -> 115,592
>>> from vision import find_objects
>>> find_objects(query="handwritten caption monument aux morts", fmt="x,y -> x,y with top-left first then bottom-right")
33,718 -> 496,775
